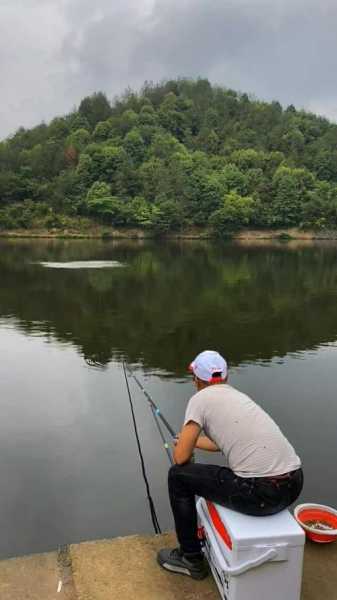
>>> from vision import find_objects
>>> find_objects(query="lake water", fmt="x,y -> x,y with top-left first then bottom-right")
0,238 -> 336,559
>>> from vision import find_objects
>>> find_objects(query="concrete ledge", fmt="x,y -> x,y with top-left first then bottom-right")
302,538 -> 337,600
70,533 -> 218,600
70,533 -> 337,600
0,550 -> 75,600
0,533 -> 336,599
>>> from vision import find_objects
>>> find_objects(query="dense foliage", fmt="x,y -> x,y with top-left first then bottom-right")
1,80 -> 337,234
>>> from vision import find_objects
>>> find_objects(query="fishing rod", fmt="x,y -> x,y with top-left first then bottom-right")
125,364 -> 177,440
122,362 -> 192,534
126,364 -> 195,466
125,363 -> 177,464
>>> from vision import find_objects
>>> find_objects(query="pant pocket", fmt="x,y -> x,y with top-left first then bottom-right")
253,481 -> 287,511
229,481 -> 264,515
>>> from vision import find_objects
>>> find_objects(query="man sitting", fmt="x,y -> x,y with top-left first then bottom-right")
158,350 -> 303,580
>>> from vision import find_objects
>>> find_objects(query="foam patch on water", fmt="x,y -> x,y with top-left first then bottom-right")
39,261 -> 124,269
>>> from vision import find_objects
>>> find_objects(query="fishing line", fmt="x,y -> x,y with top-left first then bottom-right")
122,361 -> 162,535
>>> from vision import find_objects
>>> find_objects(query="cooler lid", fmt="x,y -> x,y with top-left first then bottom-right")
204,500 -> 305,550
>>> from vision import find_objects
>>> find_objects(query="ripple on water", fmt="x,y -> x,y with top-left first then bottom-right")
38,261 -> 124,269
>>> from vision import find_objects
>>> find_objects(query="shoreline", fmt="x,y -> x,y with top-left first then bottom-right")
1,226 -> 337,241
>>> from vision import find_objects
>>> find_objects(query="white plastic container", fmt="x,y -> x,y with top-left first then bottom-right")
197,498 -> 305,600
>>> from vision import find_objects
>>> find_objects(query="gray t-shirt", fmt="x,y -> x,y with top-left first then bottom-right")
184,384 -> 301,478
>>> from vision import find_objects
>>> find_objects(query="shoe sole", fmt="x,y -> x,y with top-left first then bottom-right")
157,557 -> 209,580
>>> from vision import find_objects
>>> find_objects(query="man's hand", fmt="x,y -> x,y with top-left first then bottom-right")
173,422 -> 201,465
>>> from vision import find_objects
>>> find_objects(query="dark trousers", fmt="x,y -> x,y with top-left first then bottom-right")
168,462 -> 304,555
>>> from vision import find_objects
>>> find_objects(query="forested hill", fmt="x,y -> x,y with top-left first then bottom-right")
1,79 -> 337,234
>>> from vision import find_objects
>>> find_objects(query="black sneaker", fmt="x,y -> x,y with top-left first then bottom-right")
157,547 -> 208,580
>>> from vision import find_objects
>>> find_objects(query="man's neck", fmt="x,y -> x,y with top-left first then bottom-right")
196,380 -> 228,392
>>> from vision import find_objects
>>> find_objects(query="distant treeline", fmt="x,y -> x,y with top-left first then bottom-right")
1,78 -> 337,234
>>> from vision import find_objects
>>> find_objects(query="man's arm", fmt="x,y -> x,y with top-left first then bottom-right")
195,435 -> 219,452
173,423 -> 220,464
173,421 -> 201,465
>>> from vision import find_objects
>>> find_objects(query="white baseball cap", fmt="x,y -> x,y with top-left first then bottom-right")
188,350 -> 228,383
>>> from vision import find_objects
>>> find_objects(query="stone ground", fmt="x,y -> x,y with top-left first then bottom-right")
0,532 -> 336,600
0,548 -> 75,600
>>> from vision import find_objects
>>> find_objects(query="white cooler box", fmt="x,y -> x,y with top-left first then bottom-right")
197,498 -> 305,600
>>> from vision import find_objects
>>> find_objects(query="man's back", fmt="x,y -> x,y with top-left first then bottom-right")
184,383 -> 301,477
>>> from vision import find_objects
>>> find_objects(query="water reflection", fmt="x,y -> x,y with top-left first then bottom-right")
1,239 -> 337,373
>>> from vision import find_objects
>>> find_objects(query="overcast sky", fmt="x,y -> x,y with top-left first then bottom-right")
1,0 -> 337,139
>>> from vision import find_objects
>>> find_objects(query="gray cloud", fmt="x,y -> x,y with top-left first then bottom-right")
1,0 -> 337,139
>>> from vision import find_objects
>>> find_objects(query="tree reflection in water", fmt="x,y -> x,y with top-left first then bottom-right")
1,238 -> 337,375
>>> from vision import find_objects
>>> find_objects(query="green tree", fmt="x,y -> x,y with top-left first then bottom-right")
85,181 -> 129,224
78,144 -> 125,185
118,110 -> 139,135
69,114 -> 91,132
183,171 -> 224,225
129,196 -> 154,228
93,120 -> 113,141
271,166 -> 315,226
86,181 -> 111,203
76,153 -> 94,186
218,164 -> 247,195
66,128 -> 90,153
139,104 -> 157,127
139,158 -> 165,202
301,181 -> 337,229
0,170 -> 33,205
197,128 -> 220,153
151,198 -> 184,233
210,192 -> 256,234
150,132 -> 183,160
79,93 -> 112,130
123,129 -> 146,164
